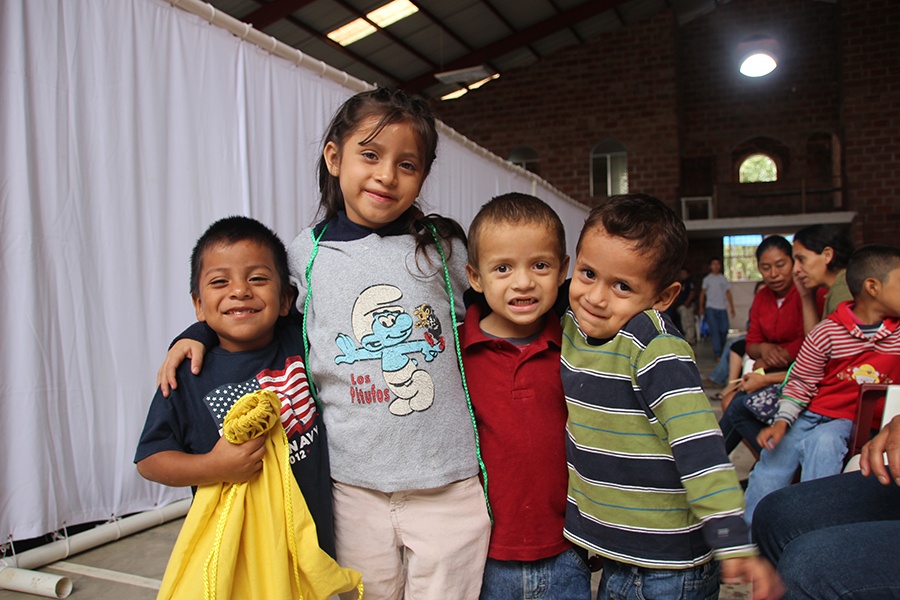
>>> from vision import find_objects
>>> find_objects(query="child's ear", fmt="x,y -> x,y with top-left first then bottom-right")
192,294 -> 207,323
466,264 -> 484,293
652,281 -> 682,312
280,285 -> 296,317
323,141 -> 341,177
863,277 -> 881,299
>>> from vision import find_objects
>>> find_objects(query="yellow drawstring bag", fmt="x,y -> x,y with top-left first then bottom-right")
157,389 -> 363,600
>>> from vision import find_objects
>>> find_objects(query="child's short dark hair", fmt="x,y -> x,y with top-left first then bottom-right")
467,193 -> 566,267
846,244 -> 900,297
190,216 -> 290,297
576,194 -> 687,291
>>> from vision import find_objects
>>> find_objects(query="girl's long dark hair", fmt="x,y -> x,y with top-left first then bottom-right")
317,88 -> 465,259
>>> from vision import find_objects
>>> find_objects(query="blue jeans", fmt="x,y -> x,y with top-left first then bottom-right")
704,308 -> 729,359
708,336 -> 744,386
717,392 -> 766,455
597,558 -> 719,600
743,411 -> 852,524
480,547 -> 592,600
753,471 -> 900,599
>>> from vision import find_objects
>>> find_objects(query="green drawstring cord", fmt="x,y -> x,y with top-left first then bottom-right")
425,223 -> 493,524
302,225 -> 328,412
302,222 -> 493,523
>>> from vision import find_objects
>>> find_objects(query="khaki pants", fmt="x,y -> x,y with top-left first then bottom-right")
334,476 -> 491,600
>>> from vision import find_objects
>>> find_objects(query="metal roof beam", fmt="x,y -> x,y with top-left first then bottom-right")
402,0 -> 622,94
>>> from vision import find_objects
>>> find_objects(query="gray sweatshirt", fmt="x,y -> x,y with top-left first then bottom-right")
288,214 -> 478,492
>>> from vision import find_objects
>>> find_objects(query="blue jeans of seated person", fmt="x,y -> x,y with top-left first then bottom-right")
708,336 -> 744,386
704,308 -> 729,359
597,558 -> 719,600
753,471 -> 900,599
743,411 -> 852,525
480,547 -> 591,600
718,393 -> 766,456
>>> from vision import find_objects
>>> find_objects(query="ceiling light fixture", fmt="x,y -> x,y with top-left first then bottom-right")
327,0 -> 418,47
434,65 -> 494,87
737,35 -> 779,78
440,89 -> 469,101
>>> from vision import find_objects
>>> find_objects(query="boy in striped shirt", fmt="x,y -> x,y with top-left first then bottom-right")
744,244 -> 900,523
562,195 -> 782,600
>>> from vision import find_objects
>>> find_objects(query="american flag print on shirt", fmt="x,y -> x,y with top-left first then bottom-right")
204,355 -> 316,438
257,356 -> 316,439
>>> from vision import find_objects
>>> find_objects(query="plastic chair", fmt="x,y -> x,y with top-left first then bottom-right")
844,384 -> 900,472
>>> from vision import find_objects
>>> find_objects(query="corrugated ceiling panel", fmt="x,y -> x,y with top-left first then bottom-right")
531,29 -> 581,58
572,11 -> 626,41
491,47 -> 539,72
439,3 -> 511,48
262,19 -> 313,47
402,24 -> 470,66
492,0 -> 556,30
296,0 -> 356,31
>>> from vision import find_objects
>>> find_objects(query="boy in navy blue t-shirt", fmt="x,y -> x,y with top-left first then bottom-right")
134,216 -> 334,555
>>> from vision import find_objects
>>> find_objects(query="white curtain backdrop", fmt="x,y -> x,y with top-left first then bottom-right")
0,0 -> 586,542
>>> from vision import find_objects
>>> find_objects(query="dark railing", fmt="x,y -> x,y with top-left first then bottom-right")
710,179 -> 843,219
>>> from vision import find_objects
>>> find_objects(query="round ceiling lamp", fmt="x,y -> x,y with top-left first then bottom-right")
737,35 -> 779,78
740,52 -> 777,77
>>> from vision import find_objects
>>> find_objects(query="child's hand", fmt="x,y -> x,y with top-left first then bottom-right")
207,435 -> 266,483
720,556 -> 784,600
156,339 -> 206,397
757,421 -> 788,451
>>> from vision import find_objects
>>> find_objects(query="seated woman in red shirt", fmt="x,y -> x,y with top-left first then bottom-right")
745,235 -> 805,373
719,235 -> 805,456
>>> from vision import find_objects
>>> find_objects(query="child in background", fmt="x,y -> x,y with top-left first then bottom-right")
699,256 -> 736,360
135,216 -> 335,555
744,244 -> 900,524
462,193 -> 590,599
159,88 -> 490,599
562,195 -> 783,600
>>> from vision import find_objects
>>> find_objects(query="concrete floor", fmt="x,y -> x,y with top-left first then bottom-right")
0,335 -> 755,600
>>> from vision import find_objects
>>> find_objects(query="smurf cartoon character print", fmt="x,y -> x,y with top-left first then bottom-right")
334,284 -> 446,416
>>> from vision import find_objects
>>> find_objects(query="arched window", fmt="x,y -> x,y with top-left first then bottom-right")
739,153 -> 777,182
590,138 -> 628,198
508,145 -> 540,175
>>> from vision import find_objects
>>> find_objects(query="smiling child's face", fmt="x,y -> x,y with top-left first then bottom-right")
192,240 -> 290,352
568,226 -> 677,340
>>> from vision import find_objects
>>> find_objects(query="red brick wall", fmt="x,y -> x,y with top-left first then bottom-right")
434,10 -> 680,208
840,0 -> 900,245
432,0 -> 899,250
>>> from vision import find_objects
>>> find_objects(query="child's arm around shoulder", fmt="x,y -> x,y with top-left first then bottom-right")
156,321 -> 217,397
137,435 -> 266,488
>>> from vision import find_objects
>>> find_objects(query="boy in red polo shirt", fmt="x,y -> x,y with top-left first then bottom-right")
461,193 -> 590,599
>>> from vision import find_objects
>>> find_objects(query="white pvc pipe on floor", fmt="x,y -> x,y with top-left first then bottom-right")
0,567 -> 72,598
0,498 -> 190,598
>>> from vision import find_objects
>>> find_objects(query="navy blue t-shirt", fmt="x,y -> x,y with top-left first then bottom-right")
135,325 -> 334,556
